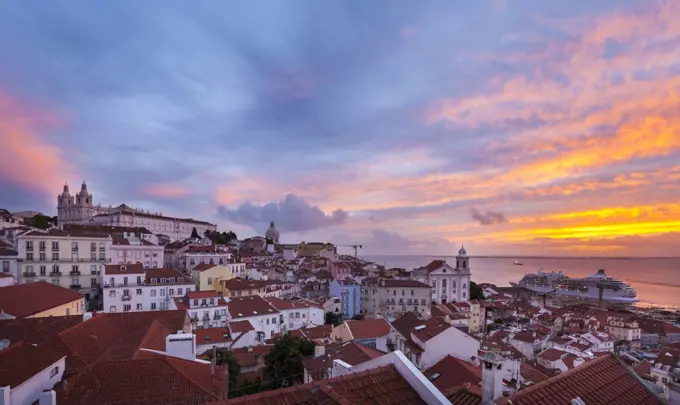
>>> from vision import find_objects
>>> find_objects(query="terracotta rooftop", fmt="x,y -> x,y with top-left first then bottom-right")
345,318 -> 391,339
231,345 -> 272,368
422,260 -> 446,273
412,317 -> 452,343
194,327 -> 233,346
0,282 -> 83,318
442,384 -> 482,405
145,268 -> 191,283
59,354 -> 226,405
194,263 -> 219,271
228,296 -> 279,319
497,354 -> 662,405
221,278 -> 268,291
423,355 -> 482,394
22,229 -> 112,239
214,364 -> 427,405
104,263 -> 145,275
0,343 -> 65,388
58,310 -> 188,369
0,247 -> 17,256
229,320 -> 255,333
303,341 -> 384,380
0,315 -> 82,347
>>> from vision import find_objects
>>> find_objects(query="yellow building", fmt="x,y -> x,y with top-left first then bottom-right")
17,229 -> 112,296
191,263 -> 240,291
0,281 -> 85,319
297,242 -> 336,258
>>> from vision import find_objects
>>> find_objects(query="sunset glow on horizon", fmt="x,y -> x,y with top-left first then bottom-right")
1,1 -> 679,256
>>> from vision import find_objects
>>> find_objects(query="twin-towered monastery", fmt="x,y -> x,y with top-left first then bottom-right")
57,182 -> 216,241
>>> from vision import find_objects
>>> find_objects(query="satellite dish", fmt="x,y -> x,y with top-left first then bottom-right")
0,339 -> 10,350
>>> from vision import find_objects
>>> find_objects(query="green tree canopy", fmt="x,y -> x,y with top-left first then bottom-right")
204,230 -> 238,245
264,333 -> 315,388
469,281 -> 485,300
25,214 -> 55,230
190,227 -> 199,239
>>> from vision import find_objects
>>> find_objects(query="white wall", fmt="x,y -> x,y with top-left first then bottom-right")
418,327 -> 480,369
9,357 -> 65,405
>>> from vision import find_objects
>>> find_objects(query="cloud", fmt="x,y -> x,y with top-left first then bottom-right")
470,208 -> 508,225
142,183 -> 191,198
216,194 -> 348,233
359,229 -> 456,255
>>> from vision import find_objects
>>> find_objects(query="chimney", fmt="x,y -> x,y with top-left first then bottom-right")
38,390 -> 57,405
314,345 -> 325,358
481,351 -> 505,404
247,346 -> 253,352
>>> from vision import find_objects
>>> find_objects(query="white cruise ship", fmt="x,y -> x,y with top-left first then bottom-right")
510,268 -> 638,303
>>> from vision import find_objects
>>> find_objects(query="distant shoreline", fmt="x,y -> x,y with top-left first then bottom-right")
361,255 -> 680,260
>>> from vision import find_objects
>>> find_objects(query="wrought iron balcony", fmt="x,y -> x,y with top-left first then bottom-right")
121,295 -> 132,301
70,284 -> 82,289
70,271 -> 81,276
23,272 -> 36,277
50,272 -> 62,276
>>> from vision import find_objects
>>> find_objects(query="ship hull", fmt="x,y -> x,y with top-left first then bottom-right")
511,283 -> 638,303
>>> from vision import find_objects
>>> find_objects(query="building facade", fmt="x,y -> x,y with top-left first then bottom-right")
102,264 -> 195,313
412,247 -> 472,304
361,279 -> 432,319
17,230 -> 112,296
180,246 -> 232,272
111,235 -> 165,268
57,182 -> 216,240
171,290 -> 230,329
329,280 -> 361,319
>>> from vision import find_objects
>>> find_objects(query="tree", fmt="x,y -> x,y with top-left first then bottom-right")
25,214 -> 55,230
208,348 -> 241,398
190,227 -> 199,239
204,229 -> 212,238
264,333 -> 315,389
224,231 -> 237,242
469,281 -> 485,300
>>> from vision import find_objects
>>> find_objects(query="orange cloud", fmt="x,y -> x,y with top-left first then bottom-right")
0,91 -> 74,194
143,183 -> 191,198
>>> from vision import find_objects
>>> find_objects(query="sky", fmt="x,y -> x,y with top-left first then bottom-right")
1,0 -> 679,257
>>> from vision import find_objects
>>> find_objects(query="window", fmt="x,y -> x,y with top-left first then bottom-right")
27,252 -> 34,261
151,303 -> 157,310
123,277 -> 128,285
91,242 -> 97,252
160,289 -> 165,296
169,288 -> 175,295
50,366 -> 59,377
136,304 -> 143,310
289,323 -> 293,329
123,304 -> 131,312
71,242 -> 78,251
272,317 -> 276,324
91,264 -> 97,274
136,288 -> 142,295
137,276 -> 142,284
40,265 -> 46,276
109,290 -> 116,297
39,252 -> 46,261
150,289 -> 157,297
295,312 -> 300,318
208,277 -> 213,285
209,298 -> 214,305
266,319 -> 270,325
178,288 -> 183,295
52,241 -> 59,251
91,278 -> 97,286
51,264 -> 60,274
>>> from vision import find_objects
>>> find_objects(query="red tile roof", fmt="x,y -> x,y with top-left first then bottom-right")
214,364 -> 426,405
229,320 -> 255,333
412,317 -> 452,343
144,267 -> 191,282
346,318 -> 391,339
303,341 -> 384,380
188,290 -> 221,299
0,343 -> 65,388
0,315 -> 82,347
0,282 -> 83,318
497,354 -> 662,405
423,260 -> 446,273
58,310 -> 188,368
231,345 -> 272,368
442,384 -> 482,405
194,263 -> 219,271
104,263 -> 145,275
195,327 -> 233,345
60,354 -> 227,405
423,355 -> 482,394
228,296 -> 279,319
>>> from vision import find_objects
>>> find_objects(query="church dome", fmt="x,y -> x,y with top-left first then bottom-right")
458,246 -> 467,256
61,183 -> 71,197
265,221 -> 280,243
78,181 -> 90,196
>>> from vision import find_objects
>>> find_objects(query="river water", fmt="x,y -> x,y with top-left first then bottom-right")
362,255 -> 680,308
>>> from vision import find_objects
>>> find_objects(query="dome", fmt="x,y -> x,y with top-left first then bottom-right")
61,183 -> 71,196
265,221 -> 280,243
458,245 -> 467,256
79,181 -> 90,196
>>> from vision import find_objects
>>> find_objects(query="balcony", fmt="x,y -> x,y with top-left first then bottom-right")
70,284 -> 82,290
121,295 -> 132,301
70,271 -> 81,276
26,246 -> 33,251
214,315 -> 221,320
191,317 -> 199,323
50,272 -> 62,276
202,316 -> 210,322
23,272 -> 36,277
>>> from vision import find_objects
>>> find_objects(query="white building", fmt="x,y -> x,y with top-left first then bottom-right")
0,344 -> 65,405
0,210 -> 24,230
56,182 -> 216,240
180,245 -> 232,272
102,264 -> 194,313
412,247 -> 471,304
265,297 -> 325,331
111,233 -> 165,268
225,295 -> 282,341
0,243 -> 18,281
17,230 -> 112,297
171,290 -> 230,330
410,317 -> 480,369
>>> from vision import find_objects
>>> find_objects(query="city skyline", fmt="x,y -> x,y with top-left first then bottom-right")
1,1 -> 679,257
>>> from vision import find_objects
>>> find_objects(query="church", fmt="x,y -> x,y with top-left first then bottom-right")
56,182 -> 216,241
411,247 -> 472,304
